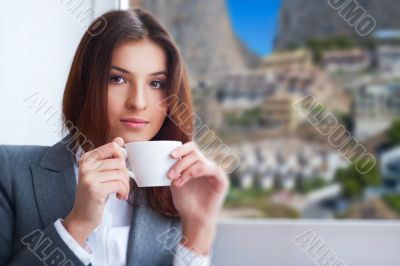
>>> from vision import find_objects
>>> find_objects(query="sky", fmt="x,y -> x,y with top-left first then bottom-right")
226,0 -> 281,57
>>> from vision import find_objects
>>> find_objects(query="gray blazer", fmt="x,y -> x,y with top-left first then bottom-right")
0,135 -> 182,266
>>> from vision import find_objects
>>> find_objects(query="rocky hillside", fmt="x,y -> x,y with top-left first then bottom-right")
131,0 -> 259,84
275,0 -> 400,49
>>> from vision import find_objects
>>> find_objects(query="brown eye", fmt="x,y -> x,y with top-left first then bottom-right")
150,80 -> 165,89
109,75 -> 127,84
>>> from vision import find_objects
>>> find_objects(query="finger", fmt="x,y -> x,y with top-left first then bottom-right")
167,152 -> 199,180
98,180 -> 129,200
92,158 -> 127,172
172,161 -> 202,187
190,163 -> 229,189
174,161 -> 223,187
112,137 -> 124,147
80,138 -> 125,164
170,141 -> 197,159
90,169 -> 130,193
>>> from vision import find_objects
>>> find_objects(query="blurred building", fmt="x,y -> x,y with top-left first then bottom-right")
260,90 -> 304,132
216,50 -> 350,135
353,82 -> 400,140
374,29 -> 400,76
192,81 -> 223,130
261,50 -> 350,115
380,146 -> 400,186
232,139 -> 348,190
216,71 -> 276,110
322,49 -> 370,73
261,49 -> 313,72
377,46 -> 400,75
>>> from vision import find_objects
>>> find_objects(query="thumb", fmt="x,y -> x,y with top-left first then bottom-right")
112,137 -> 125,147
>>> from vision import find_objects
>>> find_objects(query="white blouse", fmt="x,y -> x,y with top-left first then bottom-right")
53,148 -> 210,266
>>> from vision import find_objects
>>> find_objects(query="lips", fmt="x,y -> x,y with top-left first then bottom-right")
120,117 -> 150,123
120,117 -> 149,128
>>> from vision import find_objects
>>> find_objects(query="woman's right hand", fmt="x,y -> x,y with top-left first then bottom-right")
63,137 -> 130,246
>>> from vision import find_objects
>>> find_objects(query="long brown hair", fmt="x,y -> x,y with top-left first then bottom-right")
62,8 -> 194,218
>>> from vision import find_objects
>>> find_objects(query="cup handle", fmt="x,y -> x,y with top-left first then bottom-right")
121,147 -> 136,180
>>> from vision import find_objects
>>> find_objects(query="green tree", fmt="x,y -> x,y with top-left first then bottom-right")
335,158 -> 381,199
333,36 -> 356,49
388,119 -> 400,145
306,38 -> 323,63
295,177 -> 328,194
361,37 -> 377,50
383,194 -> 400,214
306,36 -> 356,64
334,111 -> 353,132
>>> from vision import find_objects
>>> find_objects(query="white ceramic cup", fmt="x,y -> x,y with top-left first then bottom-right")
121,140 -> 182,187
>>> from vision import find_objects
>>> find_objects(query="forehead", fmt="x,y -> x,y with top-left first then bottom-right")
111,39 -> 167,75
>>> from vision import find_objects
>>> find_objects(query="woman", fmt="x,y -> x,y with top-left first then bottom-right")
0,8 -> 229,266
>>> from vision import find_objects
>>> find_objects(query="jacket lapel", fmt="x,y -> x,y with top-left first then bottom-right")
31,134 -> 77,228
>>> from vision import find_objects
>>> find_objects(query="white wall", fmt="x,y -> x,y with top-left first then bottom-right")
0,0 -> 120,146
212,219 -> 400,266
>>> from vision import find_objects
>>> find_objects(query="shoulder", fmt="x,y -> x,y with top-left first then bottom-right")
0,144 -> 49,167
0,144 -> 50,193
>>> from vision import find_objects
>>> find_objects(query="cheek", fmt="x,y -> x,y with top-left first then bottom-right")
151,90 -> 168,111
107,89 -> 123,119
149,91 -> 168,121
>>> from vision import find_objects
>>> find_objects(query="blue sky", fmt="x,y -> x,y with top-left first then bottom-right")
226,0 -> 281,57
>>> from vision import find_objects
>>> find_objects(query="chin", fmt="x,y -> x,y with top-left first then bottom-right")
120,133 -> 153,143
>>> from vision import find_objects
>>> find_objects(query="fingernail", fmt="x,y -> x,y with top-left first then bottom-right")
168,169 -> 176,179
171,150 -> 178,158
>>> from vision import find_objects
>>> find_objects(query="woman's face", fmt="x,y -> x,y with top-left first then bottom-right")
107,39 -> 169,143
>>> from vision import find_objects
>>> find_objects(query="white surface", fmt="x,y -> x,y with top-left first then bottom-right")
0,0 -> 119,145
212,219 -> 400,266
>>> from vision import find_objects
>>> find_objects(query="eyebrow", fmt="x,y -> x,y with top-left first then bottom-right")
111,66 -> 167,77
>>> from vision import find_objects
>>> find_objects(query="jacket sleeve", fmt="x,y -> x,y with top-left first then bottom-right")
0,146 -> 90,266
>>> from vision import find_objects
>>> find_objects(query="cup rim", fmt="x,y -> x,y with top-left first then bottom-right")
124,140 -> 182,147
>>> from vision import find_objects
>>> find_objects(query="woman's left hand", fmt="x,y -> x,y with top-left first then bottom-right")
167,141 -> 230,253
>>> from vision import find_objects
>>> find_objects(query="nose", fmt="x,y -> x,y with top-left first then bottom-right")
126,81 -> 147,110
